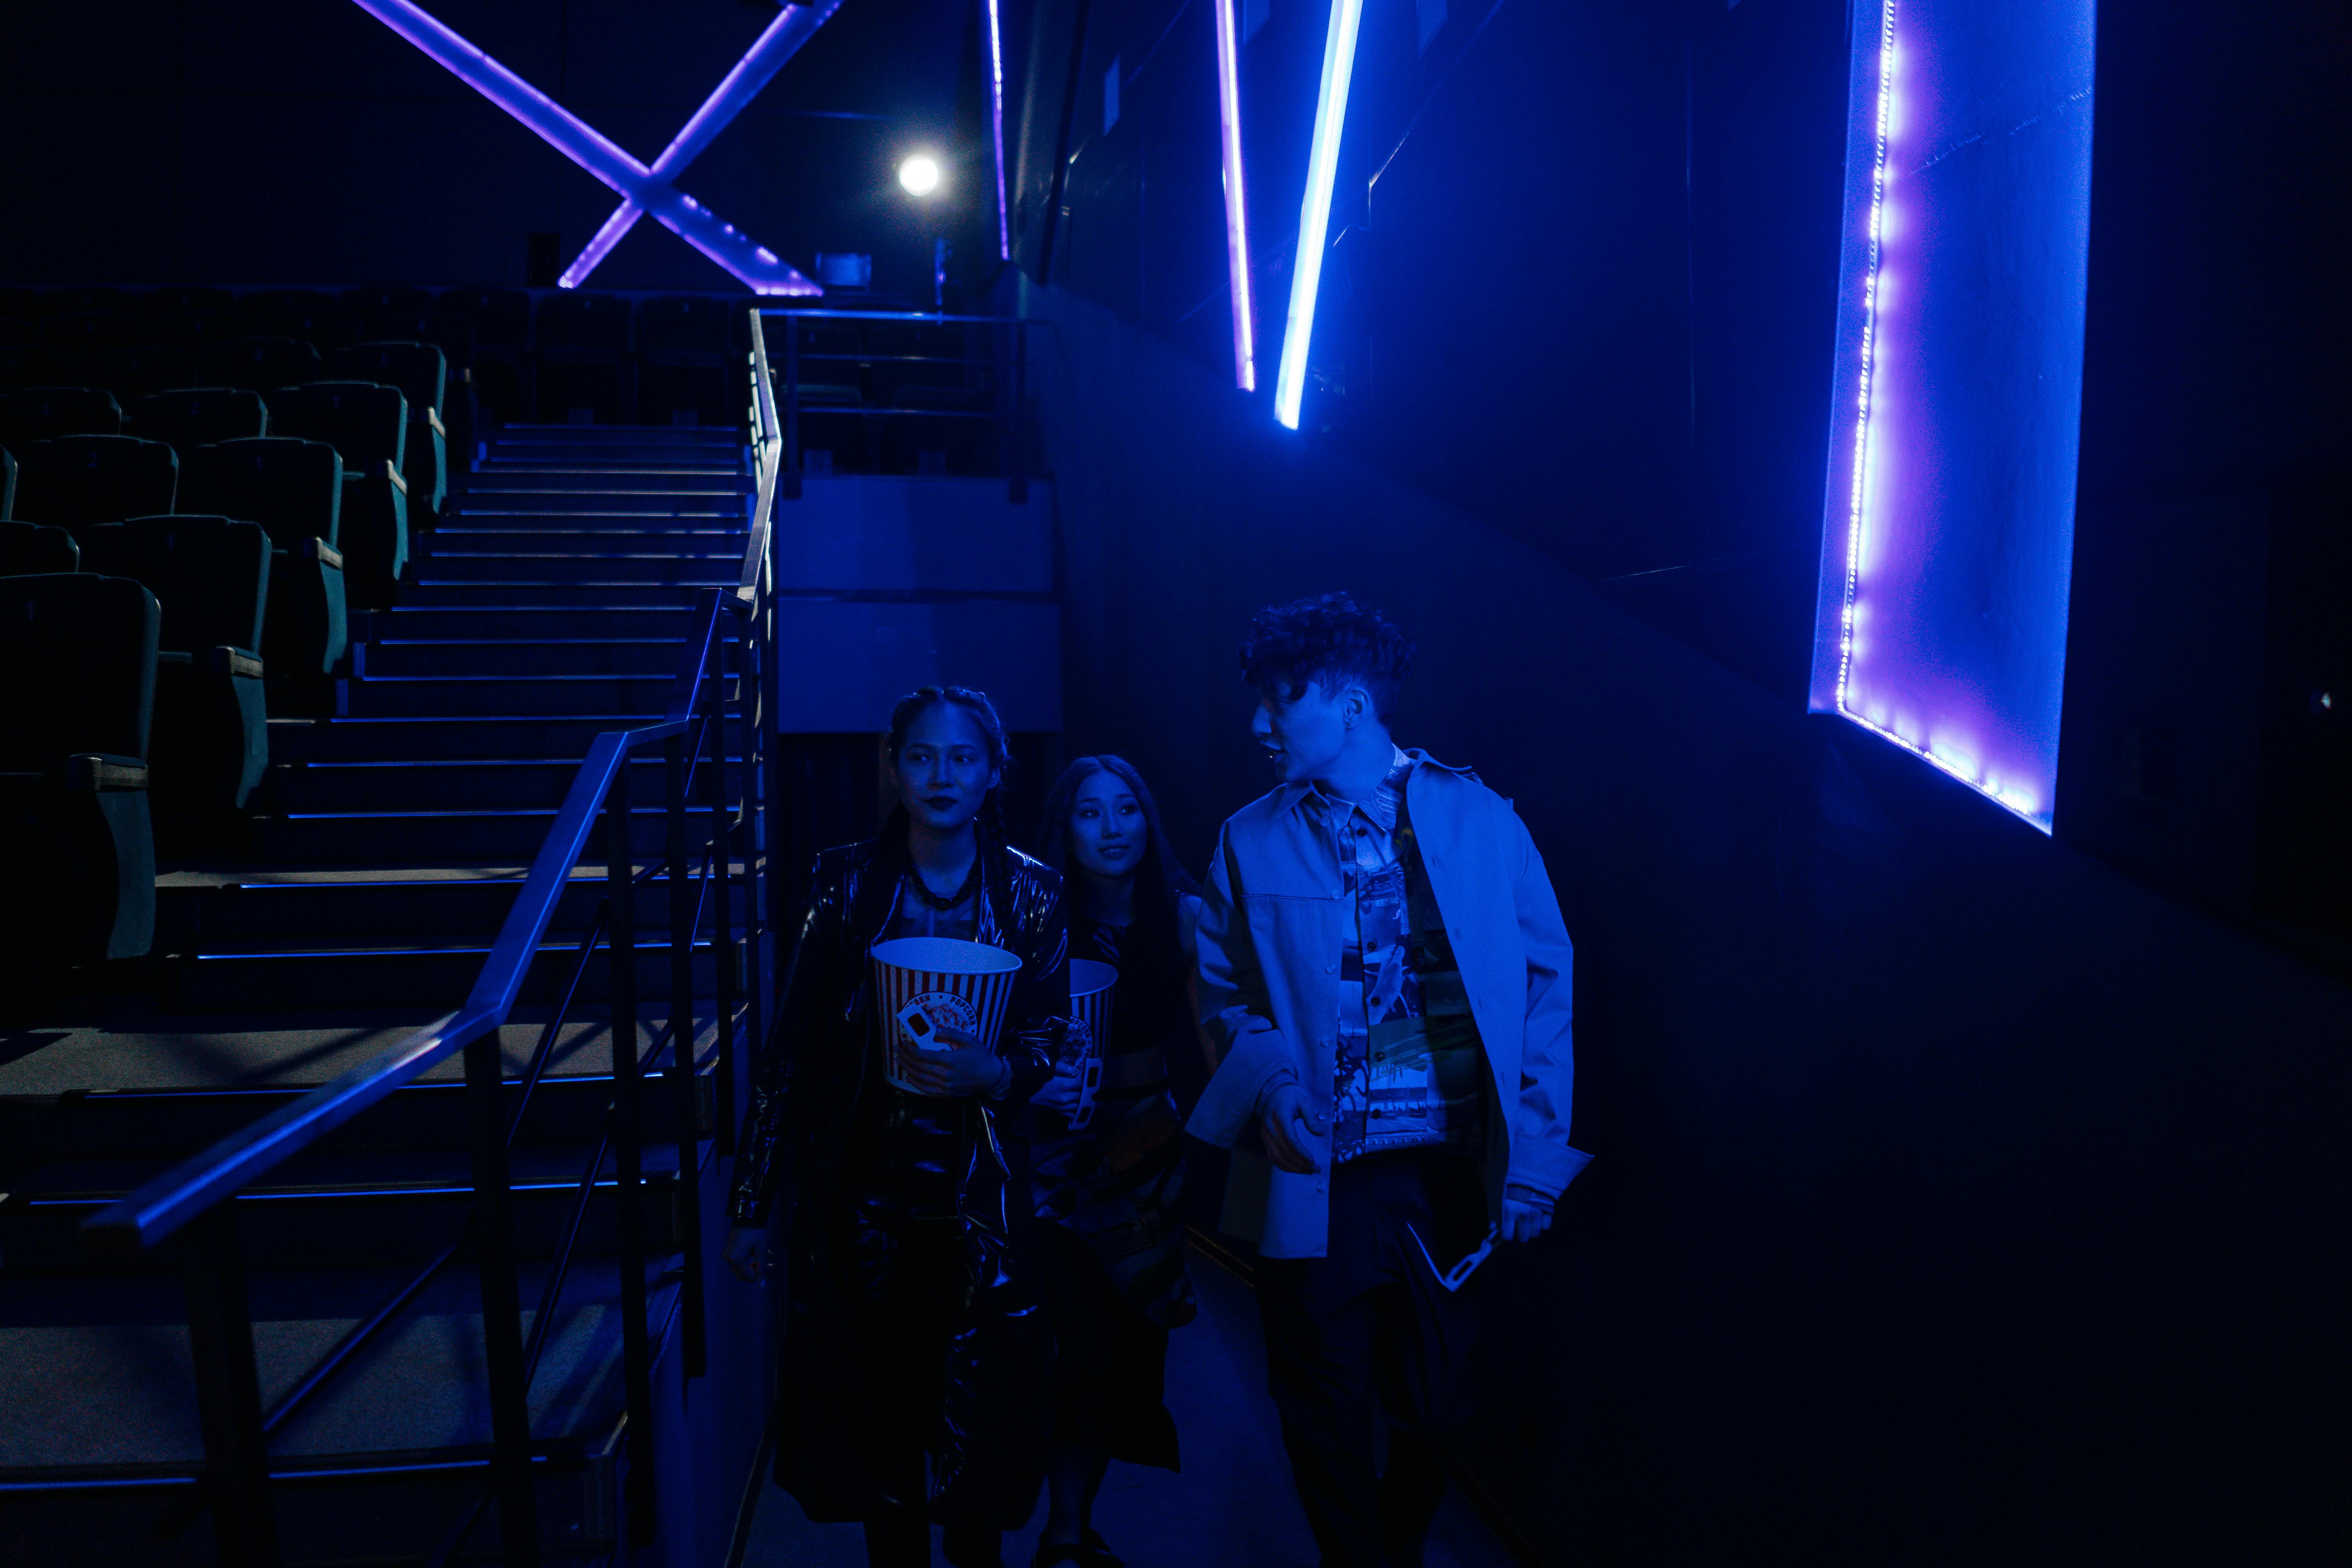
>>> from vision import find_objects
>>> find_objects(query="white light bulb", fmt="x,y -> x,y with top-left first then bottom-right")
898,156 -> 942,196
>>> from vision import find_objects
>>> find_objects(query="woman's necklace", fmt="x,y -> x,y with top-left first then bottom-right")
906,851 -> 981,911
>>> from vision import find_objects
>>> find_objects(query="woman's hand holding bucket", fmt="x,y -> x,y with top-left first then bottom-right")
1028,1059 -> 1084,1116
896,1021 -> 1006,1096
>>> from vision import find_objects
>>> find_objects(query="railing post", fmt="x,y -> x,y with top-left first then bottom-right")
664,732 -> 707,1377
184,1203 -> 280,1568
464,1025 -> 541,1567
1009,319 -> 1029,505
782,314 -> 802,501
604,769 -> 657,1544
703,637 -> 739,1158
759,570 -> 785,1045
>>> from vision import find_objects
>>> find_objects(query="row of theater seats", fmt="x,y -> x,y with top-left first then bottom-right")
0,333 -> 448,528
0,338 -> 454,666
0,284 -> 767,430
2,432 -> 356,677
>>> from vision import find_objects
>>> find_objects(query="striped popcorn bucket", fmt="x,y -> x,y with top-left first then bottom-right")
1064,960 -> 1118,1131
870,936 -> 1024,1095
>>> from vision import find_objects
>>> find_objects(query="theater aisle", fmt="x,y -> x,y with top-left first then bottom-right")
740,1236 -> 1522,1568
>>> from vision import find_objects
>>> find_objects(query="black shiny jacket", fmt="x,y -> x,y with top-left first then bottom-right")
730,826 -> 1072,1230
730,825 -> 1074,1527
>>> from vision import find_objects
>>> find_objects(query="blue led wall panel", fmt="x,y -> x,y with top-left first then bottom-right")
1810,0 -> 2097,831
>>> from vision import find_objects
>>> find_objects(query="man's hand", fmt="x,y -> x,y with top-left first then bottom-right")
1258,1080 -> 1324,1174
1499,1191 -> 1554,1244
898,1022 -> 1007,1097
1029,1061 -> 1083,1116
723,1223 -> 767,1281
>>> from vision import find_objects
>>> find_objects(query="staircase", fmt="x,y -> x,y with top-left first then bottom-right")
0,425 -> 768,1566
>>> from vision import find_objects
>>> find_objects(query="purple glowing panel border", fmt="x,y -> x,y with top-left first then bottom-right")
349,0 -> 818,295
563,0 -> 844,289
985,0 -> 1011,261
1809,0 -> 2097,831
1213,0 -> 1258,392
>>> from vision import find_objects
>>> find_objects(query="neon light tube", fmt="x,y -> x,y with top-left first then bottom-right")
1212,0 -> 1258,391
985,0 -> 1011,261
349,0 -> 819,295
561,0 -> 845,288
1272,0 -> 1365,428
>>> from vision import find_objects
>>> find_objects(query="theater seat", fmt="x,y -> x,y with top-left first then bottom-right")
0,520 -> 78,575
13,435 -> 178,529
330,342 -> 447,524
0,342 -> 64,391
0,573 -> 159,965
341,285 -> 434,318
138,287 -> 235,319
638,296 -> 734,426
439,287 -> 528,426
40,287 -> 135,317
81,517 -> 271,814
128,387 -> 269,449
0,386 -> 124,445
269,380 -> 408,603
180,437 -> 348,676
535,292 -> 631,423
198,336 -> 323,394
123,344 -> 201,398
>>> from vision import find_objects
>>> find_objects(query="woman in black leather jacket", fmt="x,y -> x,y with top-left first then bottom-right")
724,686 -> 1074,1568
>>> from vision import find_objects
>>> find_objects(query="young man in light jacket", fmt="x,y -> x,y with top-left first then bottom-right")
1187,593 -> 1590,1568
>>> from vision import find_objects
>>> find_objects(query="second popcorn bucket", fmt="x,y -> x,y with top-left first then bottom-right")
1063,959 -> 1118,1130
871,936 -> 1024,1094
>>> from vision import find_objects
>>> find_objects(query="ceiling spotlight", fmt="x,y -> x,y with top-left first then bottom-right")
898,155 -> 942,196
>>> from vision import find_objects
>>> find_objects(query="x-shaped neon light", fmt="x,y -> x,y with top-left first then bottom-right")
352,0 -> 841,295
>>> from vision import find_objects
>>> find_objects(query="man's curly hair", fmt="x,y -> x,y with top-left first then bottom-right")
1238,592 -> 1415,723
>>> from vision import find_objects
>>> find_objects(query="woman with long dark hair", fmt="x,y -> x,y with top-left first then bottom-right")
1024,755 -> 1206,1568
724,686 -> 1074,1568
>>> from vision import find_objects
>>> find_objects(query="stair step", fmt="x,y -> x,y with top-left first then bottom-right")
0,1259 -> 664,1562
450,490 -> 743,515
421,531 -> 748,559
398,581 -> 729,608
258,802 -> 723,862
465,470 -> 741,490
342,674 -> 698,718
157,864 -> 748,942
270,754 -> 739,811
413,554 -> 739,584
358,639 -> 737,679
431,523 -> 751,547
269,715 -> 678,761
168,940 -> 739,1010
483,443 -> 739,465
357,606 -> 717,641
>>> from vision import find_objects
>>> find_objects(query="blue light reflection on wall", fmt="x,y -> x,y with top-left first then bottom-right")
1809,0 -> 2098,832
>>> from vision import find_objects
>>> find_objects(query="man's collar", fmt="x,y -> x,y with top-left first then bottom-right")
1274,746 -> 1475,815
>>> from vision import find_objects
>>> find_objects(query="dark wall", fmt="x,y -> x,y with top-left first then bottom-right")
0,0 -> 980,295
1029,275 -> 2351,1563
1018,0 -> 2352,957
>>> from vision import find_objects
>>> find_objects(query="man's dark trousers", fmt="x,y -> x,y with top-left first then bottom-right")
1254,1147 -> 1486,1568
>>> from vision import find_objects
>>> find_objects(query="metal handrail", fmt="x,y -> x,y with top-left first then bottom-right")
80,314 -> 786,1568
80,715 -> 692,1254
